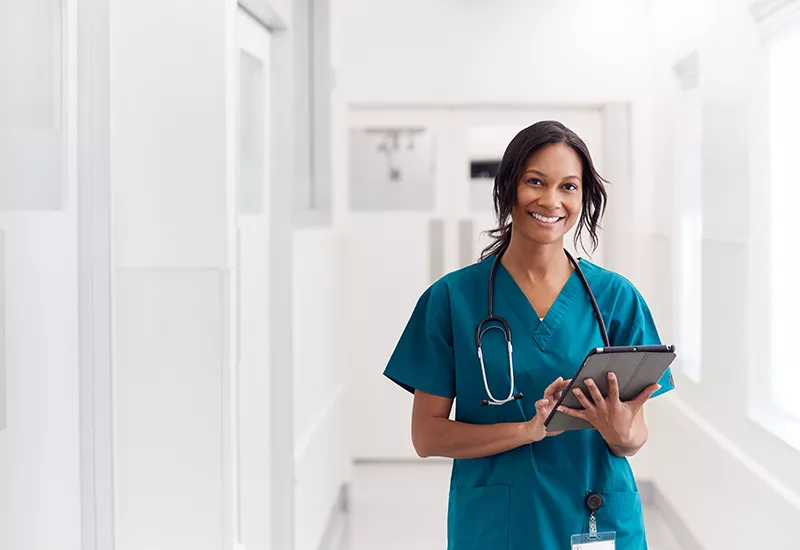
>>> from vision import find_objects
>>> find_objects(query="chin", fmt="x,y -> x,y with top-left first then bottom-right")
522,229 -> 566,247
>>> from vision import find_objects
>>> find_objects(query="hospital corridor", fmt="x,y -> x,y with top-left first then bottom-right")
1,1 -> 800,550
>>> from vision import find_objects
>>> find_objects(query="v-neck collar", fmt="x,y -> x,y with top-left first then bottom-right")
495,258 -> 587,352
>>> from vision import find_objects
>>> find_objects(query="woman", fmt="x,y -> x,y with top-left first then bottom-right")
383,120 -> 674,549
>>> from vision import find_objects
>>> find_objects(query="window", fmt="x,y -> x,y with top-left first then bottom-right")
766,24 -> 800,420
671,51 -> 703,382
0,0 -> 65,210
294,0 -> 332,224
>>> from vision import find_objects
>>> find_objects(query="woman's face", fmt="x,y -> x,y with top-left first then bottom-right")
510,143 -> 584,247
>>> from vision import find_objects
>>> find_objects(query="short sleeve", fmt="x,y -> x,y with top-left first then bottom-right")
616,303 -> 675,398
383,286 -> 456,399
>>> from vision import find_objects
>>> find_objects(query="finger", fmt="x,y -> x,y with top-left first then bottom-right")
544,377 -> 564,398
571,387 -> 595,411
546,430 -> 565,437
607,372 -> 620,402
552,378 -> 572,400
631,383 -> 661,410
557,405 -> 587,419
584,378 -> 605,408
535,398 -> 550,418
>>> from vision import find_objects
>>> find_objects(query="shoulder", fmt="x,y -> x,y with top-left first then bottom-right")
579,259 -> 651,318
418,256 -> 493,317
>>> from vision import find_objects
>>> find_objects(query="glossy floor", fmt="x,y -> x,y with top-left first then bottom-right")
337,462 -> 683,550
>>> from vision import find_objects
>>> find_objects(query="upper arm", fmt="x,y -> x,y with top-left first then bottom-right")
383,285 -> 456,399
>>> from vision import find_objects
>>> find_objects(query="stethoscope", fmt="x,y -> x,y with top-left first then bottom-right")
476,245 -> 610,406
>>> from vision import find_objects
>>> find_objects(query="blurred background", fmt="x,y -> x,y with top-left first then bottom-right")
1,0 -> 799,549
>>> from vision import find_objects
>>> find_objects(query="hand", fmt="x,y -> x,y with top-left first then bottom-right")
557,372 -> 660,448
525,376 -> 572,443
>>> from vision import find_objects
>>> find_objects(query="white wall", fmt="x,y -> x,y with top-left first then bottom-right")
0,2 -> 82,548
338,0 -> 651,105
292,228 -> 351,550
0,211 -> 82,550
646,0 -> 800,547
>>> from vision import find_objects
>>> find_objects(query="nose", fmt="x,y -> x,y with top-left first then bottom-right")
537,187 -> 561,211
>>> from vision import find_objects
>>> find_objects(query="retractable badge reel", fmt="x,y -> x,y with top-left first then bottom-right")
570,493 -> 616,550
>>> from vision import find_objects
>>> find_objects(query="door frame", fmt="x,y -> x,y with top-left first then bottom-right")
77,0 -> 115,549
231,4 -> 295,550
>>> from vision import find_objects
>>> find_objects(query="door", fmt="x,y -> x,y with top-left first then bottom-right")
234,9 -> 272,549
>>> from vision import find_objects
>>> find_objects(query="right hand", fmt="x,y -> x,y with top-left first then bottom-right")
524,376 -> 572,443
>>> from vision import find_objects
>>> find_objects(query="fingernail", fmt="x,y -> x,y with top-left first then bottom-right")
542,399 -> 549,405
609,372 -> 616,380
557,406 -> 565,412
585,379 -> 593,386
573,388 -> 581,395
656,385 -> 662,391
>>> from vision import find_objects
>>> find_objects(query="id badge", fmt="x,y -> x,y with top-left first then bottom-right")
571,508 -> 615,550
570,532 -> 616,549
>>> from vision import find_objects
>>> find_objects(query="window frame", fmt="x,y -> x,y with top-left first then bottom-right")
747,1 -> 800,450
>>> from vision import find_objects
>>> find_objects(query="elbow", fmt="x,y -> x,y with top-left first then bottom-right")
411,423 -> 434,458
412,433 -> 431,458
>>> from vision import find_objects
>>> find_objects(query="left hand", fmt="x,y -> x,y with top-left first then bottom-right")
557,372 -> 660,448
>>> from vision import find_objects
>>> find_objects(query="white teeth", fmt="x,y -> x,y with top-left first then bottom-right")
531,212 -> 561,223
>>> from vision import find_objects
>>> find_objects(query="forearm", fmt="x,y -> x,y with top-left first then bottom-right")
607,422 -> 648,457
413,417 -> 532,459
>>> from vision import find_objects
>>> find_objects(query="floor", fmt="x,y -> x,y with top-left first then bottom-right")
338,462 -> 683,550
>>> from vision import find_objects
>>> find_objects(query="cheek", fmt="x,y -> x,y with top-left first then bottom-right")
516,185 -> 535,205
563,200 -> 582,226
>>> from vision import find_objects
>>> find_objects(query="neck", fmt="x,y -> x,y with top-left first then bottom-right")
501,233 -> 571,283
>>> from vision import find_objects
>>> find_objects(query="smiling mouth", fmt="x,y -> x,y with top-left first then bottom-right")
529,212 -> 564,224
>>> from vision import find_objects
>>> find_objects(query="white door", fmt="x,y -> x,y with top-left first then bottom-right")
234,9 -> 272,549
347,107 -> 606,460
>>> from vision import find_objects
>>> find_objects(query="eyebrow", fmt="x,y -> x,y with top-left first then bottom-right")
523,169 -> 581,182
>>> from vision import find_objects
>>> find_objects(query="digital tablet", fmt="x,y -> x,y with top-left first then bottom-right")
544,345 -> 676,432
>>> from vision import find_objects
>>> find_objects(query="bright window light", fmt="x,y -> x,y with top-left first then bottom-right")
672,85 -> 703,382
768,26 -> 800,420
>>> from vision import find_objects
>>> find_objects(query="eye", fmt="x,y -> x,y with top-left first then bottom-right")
526,178 -> 544,186
563,183 -> 579,191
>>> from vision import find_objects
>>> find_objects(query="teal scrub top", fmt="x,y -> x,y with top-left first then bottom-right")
384,256 -> 674,550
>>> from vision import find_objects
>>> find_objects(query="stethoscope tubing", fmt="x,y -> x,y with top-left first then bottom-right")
476,245 -> 609,406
